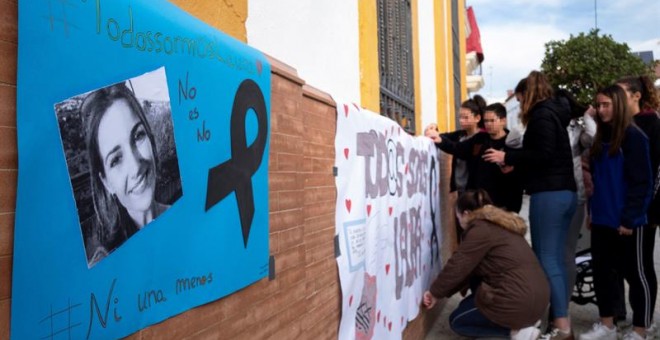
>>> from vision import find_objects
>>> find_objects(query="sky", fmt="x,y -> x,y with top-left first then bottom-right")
466,0 -> 660,103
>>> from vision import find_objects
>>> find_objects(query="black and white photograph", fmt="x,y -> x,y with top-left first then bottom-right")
54,67 -> 182,268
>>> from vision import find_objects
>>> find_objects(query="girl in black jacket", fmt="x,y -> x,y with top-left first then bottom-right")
482,71 -> 577,339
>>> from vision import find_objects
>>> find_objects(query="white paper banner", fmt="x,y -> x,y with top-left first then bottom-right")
334,104 -> 443,340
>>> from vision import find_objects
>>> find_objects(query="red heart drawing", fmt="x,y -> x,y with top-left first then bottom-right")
343,148 -> 349,159
388,207 -> 393,216
349,295 -> 353,307
366,204 -> 372,216
385,264 -> 390,275
377,310 -> 381,322
343,104 -> 349,117
388,322 -> 392,331
256,60 -> 263,75
405,163 -> 409,174
345,199 -> 352,213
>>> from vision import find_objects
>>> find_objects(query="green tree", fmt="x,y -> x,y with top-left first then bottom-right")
541,29 -> 654,105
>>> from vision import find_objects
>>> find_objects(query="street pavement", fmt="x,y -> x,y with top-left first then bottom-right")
425,196 -> 660,339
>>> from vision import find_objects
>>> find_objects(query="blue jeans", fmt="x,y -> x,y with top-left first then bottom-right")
449,294 -> 509,338
529,190 -> 577,318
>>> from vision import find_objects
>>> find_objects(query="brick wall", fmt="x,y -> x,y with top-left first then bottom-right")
0,0 -> 457,338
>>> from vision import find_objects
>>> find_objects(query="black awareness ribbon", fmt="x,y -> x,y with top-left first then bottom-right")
205,79 -> 268,248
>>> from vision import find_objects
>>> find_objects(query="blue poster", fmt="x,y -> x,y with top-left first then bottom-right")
12,1 -> 270,338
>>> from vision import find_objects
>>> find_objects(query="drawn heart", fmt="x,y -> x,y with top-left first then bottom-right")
377,310 -> 381,322
343,104 -> 349,117
345,199 -> 352,213
256,60 -> 263,75
366,204 -> 372,216
343,148 -> 349,159
385,264 -> 390,275
388,207 -> 393,216
349,295 -> 353,307
405,163 -> 409,174
388,321 -> 392,331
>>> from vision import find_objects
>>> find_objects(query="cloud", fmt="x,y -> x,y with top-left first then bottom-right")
474,23 -> 568,100
467,0 -> 660,102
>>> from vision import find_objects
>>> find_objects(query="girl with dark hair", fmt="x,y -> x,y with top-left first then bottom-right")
617,75 -> 660,228
82,82 -> 169,265
580,85 -> 653,340
482,70 -> 577,339
425,94 -> 487,194
423,190 -> 548,340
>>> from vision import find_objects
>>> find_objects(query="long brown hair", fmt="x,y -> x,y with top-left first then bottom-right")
617,75 -> 660,112
590,85 -> 631,158
520,71 -> 554,126
82,83 -> 158,243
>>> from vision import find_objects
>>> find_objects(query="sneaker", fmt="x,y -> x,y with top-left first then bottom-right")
579,323 -> 617,340
540,328 -> 574,340
647,323 -> 657,339
623,331 -> 648,340
512,325 -> 541,340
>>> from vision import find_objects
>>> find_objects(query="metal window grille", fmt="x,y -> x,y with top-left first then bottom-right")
378,0 -> 415,134
451,0 -> 463,129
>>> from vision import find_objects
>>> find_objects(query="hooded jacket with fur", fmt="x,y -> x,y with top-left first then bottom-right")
429,205 -> 549,330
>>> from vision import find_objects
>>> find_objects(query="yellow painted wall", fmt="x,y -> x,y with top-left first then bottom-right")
412,0 -> 422,135
458,0 -> 467,103
358,0 -> 381,113
434,0 -> 451,133
169,0 -> 247,42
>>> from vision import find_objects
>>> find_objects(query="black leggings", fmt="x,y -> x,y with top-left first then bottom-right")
591,225 -> 657,328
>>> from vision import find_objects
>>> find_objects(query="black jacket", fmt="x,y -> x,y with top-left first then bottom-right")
437,130 -> 470,192
438,131 -> 523,212
504,97 -> 577,194
633,110 -> 660,225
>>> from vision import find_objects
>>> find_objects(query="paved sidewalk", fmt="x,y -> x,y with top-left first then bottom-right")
426,196 -> 660,339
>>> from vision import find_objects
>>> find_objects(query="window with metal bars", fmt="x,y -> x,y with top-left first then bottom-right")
377,0 -> 415,134
451,0 -> 463,129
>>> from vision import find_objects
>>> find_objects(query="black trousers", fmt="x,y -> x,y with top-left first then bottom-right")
591,225 -> 657,328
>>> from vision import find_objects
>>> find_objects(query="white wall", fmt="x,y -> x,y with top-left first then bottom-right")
247,1 -> 361,104
418,0 -> 438,130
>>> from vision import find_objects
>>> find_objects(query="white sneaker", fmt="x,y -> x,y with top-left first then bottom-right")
623,331 -> 647,340
579,322 -> 617,340
647,323 -> 657,339
511,325 -> 541,340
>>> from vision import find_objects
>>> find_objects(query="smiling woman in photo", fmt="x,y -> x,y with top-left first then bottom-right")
82,83 -> 170,263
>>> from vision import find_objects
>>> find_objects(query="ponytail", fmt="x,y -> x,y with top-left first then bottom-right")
461,95 -> 487,128
617,75 -> 660,112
